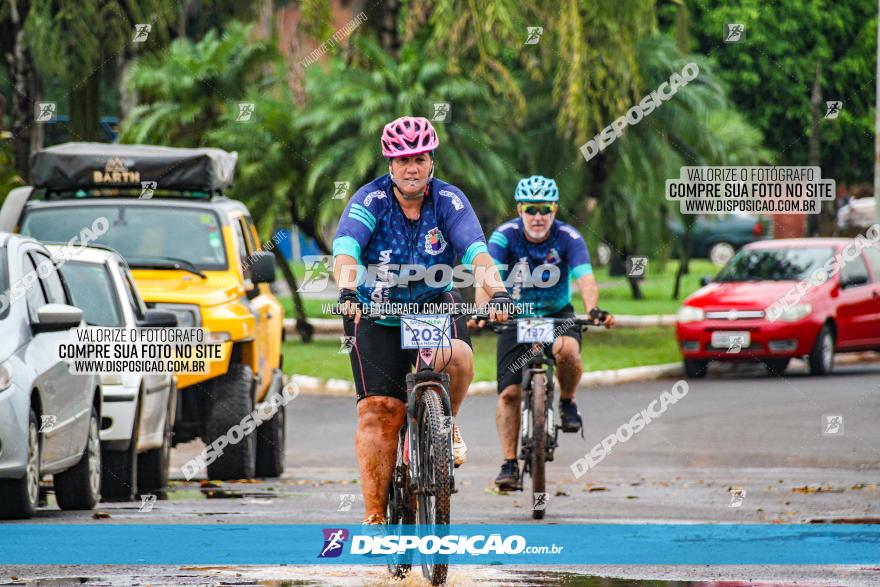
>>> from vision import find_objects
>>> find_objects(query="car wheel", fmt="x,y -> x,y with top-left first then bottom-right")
808,325 -> 835,376
764,358 -> 790,376
684,359 -> 708,379
138,383 -> 175,494
255,387 -> 286,478
708,242 -> 736,266
55,406 -> 101,510
205,364 -> 257,481
101,396 -> 140,502
0,409 -> 41,519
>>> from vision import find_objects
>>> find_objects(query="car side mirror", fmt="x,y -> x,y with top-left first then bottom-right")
137,309 -> 179,328
32,304 -> 83,334
699,276 -> 712,287
249,252 -> 276,284
841,274 -> 869,289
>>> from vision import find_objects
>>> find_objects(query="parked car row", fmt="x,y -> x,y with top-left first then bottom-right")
677,238 -> 880,378
0,143 -> 287,519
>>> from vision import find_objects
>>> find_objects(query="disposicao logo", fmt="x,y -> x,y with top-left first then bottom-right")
318,528 -> 349,558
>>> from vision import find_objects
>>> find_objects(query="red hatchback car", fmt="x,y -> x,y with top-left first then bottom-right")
676,238 -> 880,378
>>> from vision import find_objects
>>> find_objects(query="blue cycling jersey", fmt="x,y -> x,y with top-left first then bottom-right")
333,174 -> 488,307
487,217 -> 592,316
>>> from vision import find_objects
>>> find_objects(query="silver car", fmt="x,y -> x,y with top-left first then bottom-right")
0,233 -> 101,519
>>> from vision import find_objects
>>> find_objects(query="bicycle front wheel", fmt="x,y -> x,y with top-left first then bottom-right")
415,386 -> 451,586
386,428 -> 414,578
530,373 -> 548,520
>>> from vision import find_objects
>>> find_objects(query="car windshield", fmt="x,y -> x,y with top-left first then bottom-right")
20,205 -> 228,270
59,261 -> 124,327
715,247 -> 834,282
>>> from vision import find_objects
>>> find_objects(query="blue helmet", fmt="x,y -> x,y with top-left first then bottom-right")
514,175 -> 559,202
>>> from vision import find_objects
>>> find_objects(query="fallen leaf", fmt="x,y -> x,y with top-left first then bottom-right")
554,491 -> 569,497
792,485 -> 843,493
200,480 -> 222,488
851,483 -> 878,491
588,487 -> 608,492
626,495 -> 638,499
92,511 -> 111,519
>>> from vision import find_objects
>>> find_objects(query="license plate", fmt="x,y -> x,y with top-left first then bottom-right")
400,315 -> 452,349
517,319 -> 555,344
711,330 -> 750,349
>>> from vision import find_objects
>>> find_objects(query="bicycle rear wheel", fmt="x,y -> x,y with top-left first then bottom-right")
530,373 -> 548,520
415,386 -> 451,586
386,428 -> 414,578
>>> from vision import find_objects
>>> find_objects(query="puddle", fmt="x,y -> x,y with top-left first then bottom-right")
1,580 -> 92,586
485,573 -> 698,586
163,488 -> 277,501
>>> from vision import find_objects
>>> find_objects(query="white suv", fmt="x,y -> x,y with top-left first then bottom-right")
48,244 -> 178,501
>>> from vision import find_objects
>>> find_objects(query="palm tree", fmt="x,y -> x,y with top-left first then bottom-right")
120,21 -> 273,147
297,36 -> 520,229
592,36 -> 769,298
120,22 -> 320,340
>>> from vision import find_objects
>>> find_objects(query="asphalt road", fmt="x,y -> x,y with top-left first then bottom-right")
2,361 -> 879,585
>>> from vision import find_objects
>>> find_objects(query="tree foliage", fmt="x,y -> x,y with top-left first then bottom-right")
689,0 -> 876,183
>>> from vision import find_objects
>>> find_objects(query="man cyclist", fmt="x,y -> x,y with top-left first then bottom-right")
476,175 -> 614,490
333,116 -> 512,524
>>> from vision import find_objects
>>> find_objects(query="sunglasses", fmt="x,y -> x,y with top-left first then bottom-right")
521,204 -> 556,216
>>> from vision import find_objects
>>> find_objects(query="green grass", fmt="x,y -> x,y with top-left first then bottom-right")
283,326 -> 679,382
278,258 -> 718,318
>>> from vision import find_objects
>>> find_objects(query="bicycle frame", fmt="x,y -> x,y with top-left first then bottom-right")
519,342 -> 559,472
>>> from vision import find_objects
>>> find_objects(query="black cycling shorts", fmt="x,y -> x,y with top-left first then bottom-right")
342,291 -> 472,403
496,304 -> 582,392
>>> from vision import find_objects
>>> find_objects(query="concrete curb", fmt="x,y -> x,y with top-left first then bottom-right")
284,314 -> 678,337
288,351 -> 880,398
290,362 -> 684,397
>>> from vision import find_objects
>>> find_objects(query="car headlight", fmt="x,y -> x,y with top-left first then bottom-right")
152,303 -> 201,327
206,331 -> 231,343
677,305 -> 704,323
772,302 -> 812,322
0,361 -> 12,391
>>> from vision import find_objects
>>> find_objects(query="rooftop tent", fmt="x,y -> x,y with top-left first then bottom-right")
29,142 -> 238,192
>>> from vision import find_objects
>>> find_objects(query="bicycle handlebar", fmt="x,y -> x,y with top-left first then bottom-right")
329,302 -> 493,321
483,308 -> 612,333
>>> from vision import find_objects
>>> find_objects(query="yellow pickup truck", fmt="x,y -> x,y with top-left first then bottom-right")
0,143 -> 286,480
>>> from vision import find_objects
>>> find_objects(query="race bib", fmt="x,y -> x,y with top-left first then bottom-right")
516,318 -> 555,343
400,315 -> 452,349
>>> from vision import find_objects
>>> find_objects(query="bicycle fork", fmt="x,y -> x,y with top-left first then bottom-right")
405,373 -> 455,496
519,367 -> 560,468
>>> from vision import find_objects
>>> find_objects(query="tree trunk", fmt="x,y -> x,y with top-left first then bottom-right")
379,0 -> 400,56
672,215 -> 695,299
624,216 -> 642,300
69,70 -> 104,142
807,61 -> 822,236
272,246 -> 314,343
7,0 -> 43,179
288,197 -> 331,254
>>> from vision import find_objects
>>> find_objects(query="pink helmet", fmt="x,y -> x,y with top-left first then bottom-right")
381,116 -> 439,157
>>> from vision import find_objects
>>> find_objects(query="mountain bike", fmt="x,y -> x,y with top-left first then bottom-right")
381,308 -> 489,585
489,308 -> 609,520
